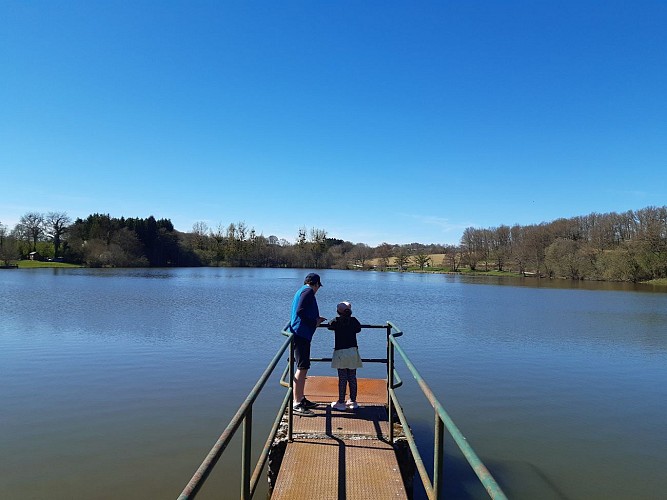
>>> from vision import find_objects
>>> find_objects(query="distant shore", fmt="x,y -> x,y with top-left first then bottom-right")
4,260 -> 666,287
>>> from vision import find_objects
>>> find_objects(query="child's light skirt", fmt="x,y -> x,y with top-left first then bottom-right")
331,347 -> 363,369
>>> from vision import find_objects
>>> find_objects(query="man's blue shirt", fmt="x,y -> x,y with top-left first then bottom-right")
289,285 -> 320,341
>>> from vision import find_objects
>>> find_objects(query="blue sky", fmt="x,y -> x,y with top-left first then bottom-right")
2,1 -> 666,246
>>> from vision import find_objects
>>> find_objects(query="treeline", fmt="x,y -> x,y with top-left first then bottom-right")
458,206 -> 667,281
0,213 -> 194,267
0,212 -> 444,270
1,206 -> 666,282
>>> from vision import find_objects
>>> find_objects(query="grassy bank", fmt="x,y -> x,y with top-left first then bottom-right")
15,260 -> 82,269
644,278 -> 667,286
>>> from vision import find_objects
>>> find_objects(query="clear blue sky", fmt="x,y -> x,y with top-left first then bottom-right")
2,1 -> 666,246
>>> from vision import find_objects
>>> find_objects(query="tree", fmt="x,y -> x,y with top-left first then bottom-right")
394,249 -> 410,271
211,223 -> 226,264
413,252 -> 431,270
375,243 -> 393,271
192,221 -> 210,251
490,225 -> 511,271
19,212 -> 45,252
349,243 -> 372,269
310,228 -> 328,268
633,206 -> 667,279
442,244 -> 460,271
44,212 -> 71,258
461,227 -> 480,270
0,222 -> 19,264
545,238 -> 588,279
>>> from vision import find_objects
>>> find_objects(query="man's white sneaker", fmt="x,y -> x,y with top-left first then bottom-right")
346,401 -> 359,409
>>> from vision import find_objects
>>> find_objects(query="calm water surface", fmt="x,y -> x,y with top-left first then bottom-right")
1,268 -> 666,499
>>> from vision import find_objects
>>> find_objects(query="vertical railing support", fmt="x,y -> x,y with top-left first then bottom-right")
241,406 -> 252,500
387,323 -> 395,444
433,414 -> 444,499
288,336 -> 294,441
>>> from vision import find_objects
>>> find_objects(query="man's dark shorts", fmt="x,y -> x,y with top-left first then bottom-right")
293,334 -> 311,370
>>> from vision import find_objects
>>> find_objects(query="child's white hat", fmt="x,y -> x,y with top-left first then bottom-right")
336,301 -> 352,314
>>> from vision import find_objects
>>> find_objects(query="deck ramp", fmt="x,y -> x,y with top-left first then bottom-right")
271,376 -> 407,499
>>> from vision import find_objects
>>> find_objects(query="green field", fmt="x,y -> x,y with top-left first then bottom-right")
14,260 -> 82,269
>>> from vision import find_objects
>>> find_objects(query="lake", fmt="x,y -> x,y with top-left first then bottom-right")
1,268 -> 666,499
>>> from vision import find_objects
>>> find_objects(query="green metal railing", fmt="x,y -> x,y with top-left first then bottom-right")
177,333 -> 293,500
385,321 -> 507,500
177,322 -> 506,499
277,323 -> 403,441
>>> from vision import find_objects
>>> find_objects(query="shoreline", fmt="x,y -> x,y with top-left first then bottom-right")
5,261 -> 667,286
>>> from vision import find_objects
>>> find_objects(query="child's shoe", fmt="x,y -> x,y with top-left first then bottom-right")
346,400 -> 359,410
331,401 -> 347,411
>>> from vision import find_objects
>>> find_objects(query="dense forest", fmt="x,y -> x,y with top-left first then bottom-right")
1,206 -> 667,282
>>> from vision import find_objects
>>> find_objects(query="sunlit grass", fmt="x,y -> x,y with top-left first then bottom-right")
644,278 -> 667,286
16,260 -> 81,269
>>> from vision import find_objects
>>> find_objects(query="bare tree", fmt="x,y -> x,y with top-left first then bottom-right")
192,221 -> 210,250
374,243 -> 393,271
442,244 -> 460,271
491,225 -> 511,271
349,243 -> 372,269
19,212 -> 45,252
44,212 -> 72,258
461,227 -> 480,270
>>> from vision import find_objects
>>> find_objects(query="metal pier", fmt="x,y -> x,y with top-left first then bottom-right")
271,376 -> 406,499
177,322 -> 507,500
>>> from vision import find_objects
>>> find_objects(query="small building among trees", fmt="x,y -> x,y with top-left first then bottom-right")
28,251 -> 43,261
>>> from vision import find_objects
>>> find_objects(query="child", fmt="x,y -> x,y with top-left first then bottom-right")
327,301 -> 363,410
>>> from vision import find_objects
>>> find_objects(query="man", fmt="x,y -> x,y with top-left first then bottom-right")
289,272 -> 326,417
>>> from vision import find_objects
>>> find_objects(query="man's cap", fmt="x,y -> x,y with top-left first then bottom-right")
304,273 -> 323,286
337,301 -> 352,314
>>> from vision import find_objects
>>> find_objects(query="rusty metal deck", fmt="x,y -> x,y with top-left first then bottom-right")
271,376 -> 407,499
301,375 -> 389,405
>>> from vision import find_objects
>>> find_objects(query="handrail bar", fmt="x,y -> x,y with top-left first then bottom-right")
177,334 -> 293,500
388,329 -> 507,500
248,388 -> 291,498
278,321 -> 403,389
281,323 -> 390,338
389,389 -> 435,497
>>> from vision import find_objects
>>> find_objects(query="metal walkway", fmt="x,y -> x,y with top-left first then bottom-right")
177,322 -> 507,500
271,376 -> 407,499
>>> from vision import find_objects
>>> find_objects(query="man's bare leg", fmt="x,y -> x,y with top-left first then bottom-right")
293,368 -> 308,405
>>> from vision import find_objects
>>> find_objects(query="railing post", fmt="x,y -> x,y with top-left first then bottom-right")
387,323 -> 394,444
288,336 -> 294,441
241,406 -> 252,500
433,414 -> 444,499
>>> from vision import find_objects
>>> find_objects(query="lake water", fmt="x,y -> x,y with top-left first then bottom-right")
1,268 -> 666,499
